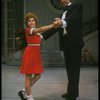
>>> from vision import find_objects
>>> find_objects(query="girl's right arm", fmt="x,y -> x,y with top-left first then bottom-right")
32,24 -> 54,33
26,21 -> 60,35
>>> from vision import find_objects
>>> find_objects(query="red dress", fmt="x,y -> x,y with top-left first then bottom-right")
20,28 -> 44,74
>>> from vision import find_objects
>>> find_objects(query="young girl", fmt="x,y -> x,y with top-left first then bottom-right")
17,12 -> 56,100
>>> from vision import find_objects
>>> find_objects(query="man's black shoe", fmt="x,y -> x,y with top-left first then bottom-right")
62,93 -> 79,100
18,90 -> 27,100
62,93 -> 68,98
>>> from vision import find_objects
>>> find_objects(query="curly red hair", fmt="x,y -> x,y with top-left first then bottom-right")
25,12 -> 38,27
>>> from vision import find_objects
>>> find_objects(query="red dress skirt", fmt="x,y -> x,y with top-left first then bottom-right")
20,28 -> 44,74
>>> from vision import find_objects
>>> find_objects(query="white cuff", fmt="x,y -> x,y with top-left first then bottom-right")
30,28 -> 35,35
61,20 -> 67,28
40,35 -> 43,39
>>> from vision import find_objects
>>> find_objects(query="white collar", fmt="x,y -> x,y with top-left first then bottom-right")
68,2 -> 72,6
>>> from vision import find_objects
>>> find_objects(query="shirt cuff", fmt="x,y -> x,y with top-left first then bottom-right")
61,20 -> 67,28
40,35 -> 44,39
30,28 -> 35,35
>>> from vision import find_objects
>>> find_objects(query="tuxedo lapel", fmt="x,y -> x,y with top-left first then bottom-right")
63,6 -> 68,12
65,4 -> 74,17
67,4 -> 74,11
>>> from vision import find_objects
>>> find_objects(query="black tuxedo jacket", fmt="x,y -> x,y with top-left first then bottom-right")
42,3 -> 84,50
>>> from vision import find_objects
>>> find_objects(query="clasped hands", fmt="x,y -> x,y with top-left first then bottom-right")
52,18 -> 63,28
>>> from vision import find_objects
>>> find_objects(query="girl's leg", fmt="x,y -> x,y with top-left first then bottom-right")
25,74 -> 41,100
25,74 -> 32,96
25,74 -> 34,100
18,74 -> 41,100
31,74 -> 41,87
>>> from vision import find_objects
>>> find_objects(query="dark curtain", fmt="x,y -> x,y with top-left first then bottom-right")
15,0 -> 24,51
15,0 -> 24,31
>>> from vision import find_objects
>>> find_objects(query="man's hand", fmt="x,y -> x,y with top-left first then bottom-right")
52,17 -> 63,28
55,18 -> 63,26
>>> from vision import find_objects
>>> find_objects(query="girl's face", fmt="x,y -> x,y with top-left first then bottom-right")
28,17 -> 36,28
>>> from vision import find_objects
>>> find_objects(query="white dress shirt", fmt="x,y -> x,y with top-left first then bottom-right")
61,2 -> 72,36
61,2 -> 72,28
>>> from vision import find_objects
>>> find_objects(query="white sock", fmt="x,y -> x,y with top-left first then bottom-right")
21,88 -> 27,98
27,95 -> 34,100
22,88 -> 26,92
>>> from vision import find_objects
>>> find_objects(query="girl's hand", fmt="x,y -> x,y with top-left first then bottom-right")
16,37 -> 20,40
52,20 -> 62,28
